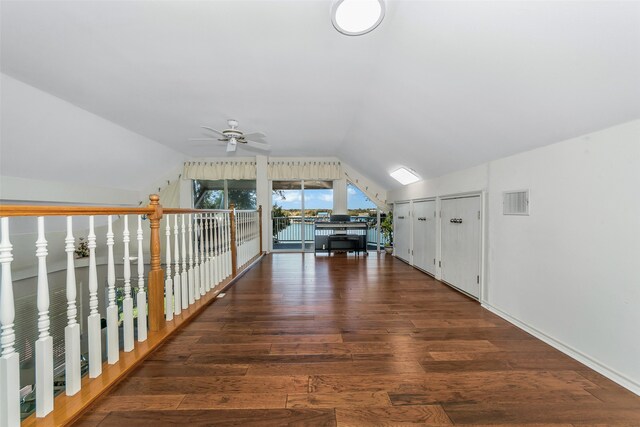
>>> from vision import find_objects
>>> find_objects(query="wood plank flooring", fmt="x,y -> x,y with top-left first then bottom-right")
73,253 -> 640,426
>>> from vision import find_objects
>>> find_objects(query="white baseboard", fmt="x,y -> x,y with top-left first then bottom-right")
482,302 -> 640,397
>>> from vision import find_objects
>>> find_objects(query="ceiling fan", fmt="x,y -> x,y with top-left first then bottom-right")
189,119 -> 270,152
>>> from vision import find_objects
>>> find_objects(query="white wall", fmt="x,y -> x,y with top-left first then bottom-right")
0,73 -> 185,205
388,119 -> 640,395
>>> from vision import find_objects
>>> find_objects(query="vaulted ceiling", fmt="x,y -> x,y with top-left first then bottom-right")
2,0 -> 639,190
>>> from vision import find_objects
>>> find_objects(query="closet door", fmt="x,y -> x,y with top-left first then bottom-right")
394,202 -> 411,263
412,200 -> 436,274
441,196 -> 481,298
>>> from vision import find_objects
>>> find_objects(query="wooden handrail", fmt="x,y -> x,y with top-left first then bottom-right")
0,205 -> 154,217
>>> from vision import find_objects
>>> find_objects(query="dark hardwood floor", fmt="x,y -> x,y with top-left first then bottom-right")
73,253 -> 640,426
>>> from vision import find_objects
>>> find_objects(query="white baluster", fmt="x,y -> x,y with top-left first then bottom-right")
193,214 -> 201,301
106,215 -> 119,364
137,215 -> 147,341
35,217 -> 53,417
200,215 -> 206,296
241,212 -> 245,266
211,214 -> 217,286
241,212 -> 246,266
180,214 -> 188,309
226,211 -> 232,278
122,216 -> 134,352
219,213 -> 225,280
64,217 -> 81,396
87,216 -> 102,378
236,213 -> 241,268
215,213 -> 222,284
0,217 -> 20,427
188,214 -> 195,304
173,215 -> 182,314
164,217 -> 173,321
204,214 -> 210,292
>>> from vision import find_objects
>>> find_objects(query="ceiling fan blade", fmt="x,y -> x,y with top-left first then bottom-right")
201,126 -> 226,137
245,140 -> 272,150
188,138 -> 218,141
241,132 -> 266,139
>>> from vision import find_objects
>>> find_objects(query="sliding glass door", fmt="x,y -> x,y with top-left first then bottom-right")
271,180 -> 333,252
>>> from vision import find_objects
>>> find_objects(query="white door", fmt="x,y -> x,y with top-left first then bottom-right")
412,200 -> 436,274
394,202 -> 411,263
441,196 -> 481,298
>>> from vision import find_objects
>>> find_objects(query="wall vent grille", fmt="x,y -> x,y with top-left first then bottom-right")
503,190 -> 529,215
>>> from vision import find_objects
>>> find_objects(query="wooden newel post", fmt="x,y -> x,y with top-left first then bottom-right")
229,203 -> 238,277
147,194 -> 165,331
258,205 -> 263,254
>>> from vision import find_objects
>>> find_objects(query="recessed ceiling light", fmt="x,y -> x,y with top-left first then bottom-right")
331,0 -> 385,36
390,167 -> 420,185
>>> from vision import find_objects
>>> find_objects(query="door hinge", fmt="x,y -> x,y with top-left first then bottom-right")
438,260 -> 441,267
434,211 -> 436,217
439,210 -> 442,218
433,258 -> 436,265
477,211 -> 481,220
411,249 -> 413,255
477,275 -> 479,284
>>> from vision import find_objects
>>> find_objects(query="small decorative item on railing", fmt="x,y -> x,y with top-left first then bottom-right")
74,237 -> 89,258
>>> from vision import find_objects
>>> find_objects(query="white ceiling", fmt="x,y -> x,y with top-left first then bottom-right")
2,0 -> 639,190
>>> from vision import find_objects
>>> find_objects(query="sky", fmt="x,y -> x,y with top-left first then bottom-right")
272,185 -> 376,210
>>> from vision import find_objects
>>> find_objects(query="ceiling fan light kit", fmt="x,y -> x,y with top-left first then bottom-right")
188,119 -> 270,153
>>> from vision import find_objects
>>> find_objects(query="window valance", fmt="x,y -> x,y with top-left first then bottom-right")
183,161 -> 257,180
268,161 -> 342,180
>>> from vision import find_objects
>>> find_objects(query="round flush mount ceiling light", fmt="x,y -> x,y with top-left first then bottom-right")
332,0 -> 385,36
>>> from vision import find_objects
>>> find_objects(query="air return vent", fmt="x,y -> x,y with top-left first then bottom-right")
503,190 -> 529,215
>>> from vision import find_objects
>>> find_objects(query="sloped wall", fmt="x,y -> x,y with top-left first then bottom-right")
0,73 -> 185,205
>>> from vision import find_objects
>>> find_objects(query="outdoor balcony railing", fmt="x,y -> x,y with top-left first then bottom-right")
271,216 -> 388,249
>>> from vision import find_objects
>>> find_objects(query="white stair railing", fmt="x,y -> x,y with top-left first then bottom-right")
122,216 -> 134,352
173,214 -> 181,315
64,217 -> 81,396
87,216 -> 102,379
106,215 -> 119,365
136,215 -> 147,342
204,214 -> 211,292
165,216 -> 173,321
0,203 -> 260,425
188,214 -> 195,304
0,218 -> 19,427
35,217 -> 54,417
180,214 -> 188,310
212,213 -> 219,288
193,214 -> 201,301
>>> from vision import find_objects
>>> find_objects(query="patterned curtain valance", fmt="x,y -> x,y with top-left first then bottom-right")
268,161 -> 342,180
182,161 -> 257,180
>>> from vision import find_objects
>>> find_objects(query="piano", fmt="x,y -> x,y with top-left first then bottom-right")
314,215 -> 368,255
